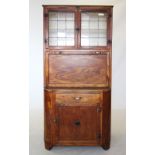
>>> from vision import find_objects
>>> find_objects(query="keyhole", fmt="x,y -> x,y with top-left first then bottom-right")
74,120 -> 80,126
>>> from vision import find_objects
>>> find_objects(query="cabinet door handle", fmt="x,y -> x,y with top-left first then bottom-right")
54,51 -> 62,55
58,51 -> 62,54
95,51 -> 101,54
74,97 -> 82,100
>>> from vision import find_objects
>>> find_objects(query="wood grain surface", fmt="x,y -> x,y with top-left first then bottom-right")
47,54 -> 109,87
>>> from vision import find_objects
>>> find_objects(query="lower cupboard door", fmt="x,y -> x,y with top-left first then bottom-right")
55,105 -> 102,145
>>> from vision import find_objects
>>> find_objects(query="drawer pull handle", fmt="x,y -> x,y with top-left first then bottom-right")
95,51 -> 101,54
58,51 -> 62,54
74,97 -> 82,100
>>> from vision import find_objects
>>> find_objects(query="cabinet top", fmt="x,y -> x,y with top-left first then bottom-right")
42,5 -> 113,8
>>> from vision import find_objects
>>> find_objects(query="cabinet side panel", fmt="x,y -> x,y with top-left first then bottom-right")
44,90 -> 54,149
102,90 -> 111,149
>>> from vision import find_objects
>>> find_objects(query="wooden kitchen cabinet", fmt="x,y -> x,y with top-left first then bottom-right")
43,5 -> 113,150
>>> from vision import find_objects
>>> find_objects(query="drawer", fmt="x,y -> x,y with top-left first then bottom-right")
55,90 -> 102,106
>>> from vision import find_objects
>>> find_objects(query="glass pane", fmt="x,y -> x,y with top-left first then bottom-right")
58,21 -> 65,29
81,21 -> 89,29
99,29 -> 106,37
89,21 -> 98,29
99,20 -> 107,29
58,12 -> 65,20
89,30 -> 98,37
81,38 -> 89,46
81,12 -> 107,46
48,12 -> 75,46
49,21 -> 57,29
66,29 -> 74,37
81,30 -> 89,38
66,38 -> 74,46
90,13 -> 98,20
49,38 -> 57,46
58,30 -> 66,37
49,12 -> 57,20
66,13 -> 74,20
66,21 -> 74,29
90,38 -> 98,46
49,30 -> 57,37
98,38 -> 107,46
58,38 -> 65,46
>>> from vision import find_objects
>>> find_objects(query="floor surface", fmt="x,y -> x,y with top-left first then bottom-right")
30,109 -> 126,155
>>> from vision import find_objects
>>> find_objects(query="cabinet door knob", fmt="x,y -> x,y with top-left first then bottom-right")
53,119 -> 57,123
53,118 -> 58,123
74,120 -> 80,126
76,28 -> 80,31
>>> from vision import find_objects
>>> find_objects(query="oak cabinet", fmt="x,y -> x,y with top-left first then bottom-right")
43,5 -> 113,150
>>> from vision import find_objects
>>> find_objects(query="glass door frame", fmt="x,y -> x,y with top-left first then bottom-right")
44,6 -> 78,49
78,6 -> 112,50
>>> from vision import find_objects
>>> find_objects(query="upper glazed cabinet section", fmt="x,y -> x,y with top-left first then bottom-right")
43,6 -> 112,49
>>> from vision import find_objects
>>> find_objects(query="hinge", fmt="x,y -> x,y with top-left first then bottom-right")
44,39 -> 47,43
97,106 -> 102,112
44,13 -> 48,17
109,14 -> 112,18
107,40 -> 112,44
96,133 -> 101,139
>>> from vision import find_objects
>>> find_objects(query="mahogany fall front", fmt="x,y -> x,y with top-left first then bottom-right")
43,5 -> 113,150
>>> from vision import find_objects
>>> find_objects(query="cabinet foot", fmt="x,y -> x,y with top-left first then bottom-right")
45,142 -> 53,150
102,145 -> 110,150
